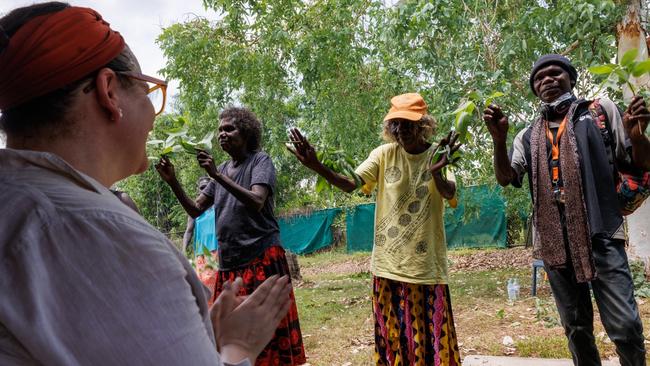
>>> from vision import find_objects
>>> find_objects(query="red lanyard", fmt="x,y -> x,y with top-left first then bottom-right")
545,117 -> 567,184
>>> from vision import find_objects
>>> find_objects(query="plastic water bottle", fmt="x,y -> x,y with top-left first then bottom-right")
507,278 -> 520,302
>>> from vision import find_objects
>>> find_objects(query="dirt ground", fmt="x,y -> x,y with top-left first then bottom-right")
296,247 -> 650,364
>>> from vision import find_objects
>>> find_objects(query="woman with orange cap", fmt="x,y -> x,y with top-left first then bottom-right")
0,2 -> 290,365
289,93 -> 462,365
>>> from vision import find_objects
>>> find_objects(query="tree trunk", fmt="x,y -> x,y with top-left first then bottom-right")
617,0 -> 650,277
618,0 -> 649,101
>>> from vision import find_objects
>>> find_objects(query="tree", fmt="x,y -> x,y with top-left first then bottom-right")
123,0 -> 627,241
616,0 -> 650,273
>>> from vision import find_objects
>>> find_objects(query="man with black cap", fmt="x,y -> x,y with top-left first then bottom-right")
483,54 -> 650,365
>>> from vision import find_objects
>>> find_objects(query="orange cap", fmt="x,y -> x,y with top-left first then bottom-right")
383,93 -> 428,122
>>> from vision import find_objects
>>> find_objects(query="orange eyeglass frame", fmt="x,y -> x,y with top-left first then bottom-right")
118,71 -> 168,116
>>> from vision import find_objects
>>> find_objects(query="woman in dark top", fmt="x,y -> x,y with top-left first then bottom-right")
156,106 -> 306,366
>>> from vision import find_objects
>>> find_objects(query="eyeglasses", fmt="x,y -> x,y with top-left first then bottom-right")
118,71 -> 168,116
82,70 -> 168,116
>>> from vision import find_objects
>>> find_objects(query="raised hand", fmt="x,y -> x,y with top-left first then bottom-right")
483,104 -> 509,144
430,131 -> 461,175
196,149 -> 218,178
154,156 -> 176,182
623,95 -> 650,140
287,128 -> 321,171
210,275 -> 291,364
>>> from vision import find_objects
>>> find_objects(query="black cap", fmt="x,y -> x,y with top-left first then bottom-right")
529,54 -> 578,96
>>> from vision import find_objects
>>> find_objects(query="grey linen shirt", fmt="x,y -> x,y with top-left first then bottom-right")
0,149 -> 250,366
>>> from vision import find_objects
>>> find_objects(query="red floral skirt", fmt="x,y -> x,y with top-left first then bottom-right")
210,245 -> 307,366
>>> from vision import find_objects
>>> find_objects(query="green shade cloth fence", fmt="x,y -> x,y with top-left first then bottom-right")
345,203 -> 376,252
278,208 -> 341,254
347,185 -> 507,252
278,185 -> 507,254
443,185 -> 507,249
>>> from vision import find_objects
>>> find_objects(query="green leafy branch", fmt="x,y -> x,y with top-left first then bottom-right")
147,116 -> 215,160
315,147 -> 361,194
588,48 -> 650,98
452,90 -> 505,143
434,90 -> 505,165
589,48 -> 650,136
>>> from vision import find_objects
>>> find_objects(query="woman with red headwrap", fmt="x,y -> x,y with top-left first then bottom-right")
0,2 -> 291,365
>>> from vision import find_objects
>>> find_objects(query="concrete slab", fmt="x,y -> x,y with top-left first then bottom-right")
462,355 -> 620,366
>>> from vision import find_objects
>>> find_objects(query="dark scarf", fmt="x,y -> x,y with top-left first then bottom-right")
530,102 -> 596,283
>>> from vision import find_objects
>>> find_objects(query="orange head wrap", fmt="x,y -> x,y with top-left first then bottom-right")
0,7 -> 125,111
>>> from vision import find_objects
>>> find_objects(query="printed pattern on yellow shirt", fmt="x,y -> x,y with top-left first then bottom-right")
355,143 -> 454,285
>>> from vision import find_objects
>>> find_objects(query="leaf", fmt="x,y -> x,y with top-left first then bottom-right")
198,131 -> 215,150
588,64 -> 616,75
455,111 -> 472,136
165,124 -> 189,138
451,100 -> 474,115
614,68 -> 630,84
632,60 -> 650,77
147,139 -> 165,145
344,156 -> 356,167
484,91 -> 505,107
315,176 -> 329,193
467,91 -> 481,102
161,146 -> 174,155
164,135 -> 177,148
180,140 -> 198,154
621,48 -> 638,67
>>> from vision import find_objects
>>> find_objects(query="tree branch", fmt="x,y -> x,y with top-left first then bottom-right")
561,40 -> 580,55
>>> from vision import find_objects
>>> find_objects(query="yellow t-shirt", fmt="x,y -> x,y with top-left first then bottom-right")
355,142 -> 454,284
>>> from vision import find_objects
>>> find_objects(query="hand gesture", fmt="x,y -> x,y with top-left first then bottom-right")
430,131 -> 461,176
210,275 -> 291,364
196,149 -> 218,178
623,95 -> 650,140
154,156 -> 176,183
483,104 -> 509,144
287,128 -> 320,171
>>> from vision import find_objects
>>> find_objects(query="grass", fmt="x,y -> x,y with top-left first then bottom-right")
295,271 -> 374,365
298,244 -> 369,268
515,336 -> 572,358
293,247 -> 650,365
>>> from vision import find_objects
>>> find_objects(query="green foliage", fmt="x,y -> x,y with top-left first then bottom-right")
535,297 -> 562,328
451,91 -> 505,144
122,0 -> 625,235
315,147 -> 362,194
147,116 -> 216,158
442,90 -> 505,182
118,114 -> 213,236
588,48 -> 650,100
630,260 -> 650,298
